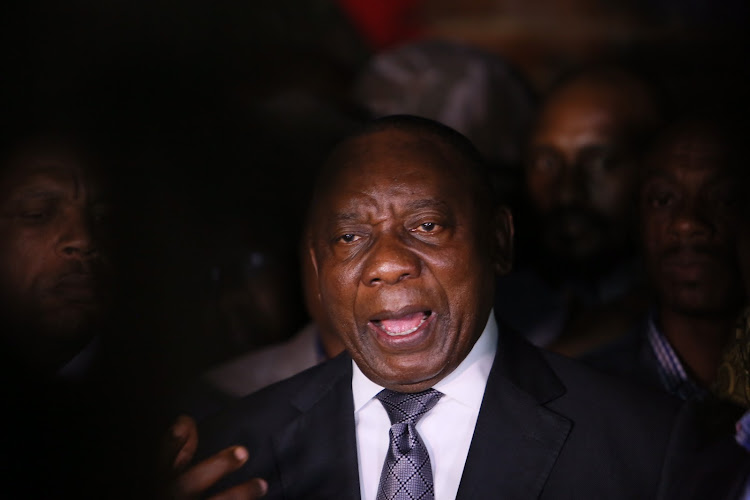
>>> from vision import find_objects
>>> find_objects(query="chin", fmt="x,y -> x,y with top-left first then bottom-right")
373,361 -> 448,392
38,310 -> 99,342
380,377 -> 441,393
669,293 -> 737,318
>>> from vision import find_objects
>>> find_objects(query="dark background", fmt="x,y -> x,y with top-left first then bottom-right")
0,2 -> 746,494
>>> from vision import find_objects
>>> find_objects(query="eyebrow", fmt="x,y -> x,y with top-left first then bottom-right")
404,199 -> 451,212
331,212 -> 362,223
8,172 -> 75,196
2,190 -> 65,207
6,168 -> 98,200
644,168 -> 738,193
332,199 -> 450,219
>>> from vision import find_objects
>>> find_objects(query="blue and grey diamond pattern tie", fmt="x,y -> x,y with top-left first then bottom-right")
375,388 -> 444,500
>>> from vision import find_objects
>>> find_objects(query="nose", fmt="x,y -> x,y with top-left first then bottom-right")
55,208 -> 99,261
361,233 -> 421,286
557,163 -> 588,206
669,199 -> 713,242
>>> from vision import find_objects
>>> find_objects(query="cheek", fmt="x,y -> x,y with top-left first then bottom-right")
641,224 -> 668,280
526,173 -> 555,211
320,262 -> 358,316
0,228 -> 56,294
0,243 -> 33,294
641,212 -> 666,245
590,171 -> 636,216
431,248 -> 490,312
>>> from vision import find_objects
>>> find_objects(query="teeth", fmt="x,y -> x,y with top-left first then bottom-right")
385,324 -> 420,336
378,312 -> 429,336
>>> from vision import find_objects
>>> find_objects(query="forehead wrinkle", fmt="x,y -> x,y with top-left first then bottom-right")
316,190 -> 379,236
313,127 -> 483,227
348,129 -> 466,174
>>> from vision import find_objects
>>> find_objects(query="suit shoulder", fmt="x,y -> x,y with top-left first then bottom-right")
196,353 -> 352,457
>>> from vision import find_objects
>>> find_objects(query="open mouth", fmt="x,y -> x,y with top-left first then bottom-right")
372,310 -> 432,336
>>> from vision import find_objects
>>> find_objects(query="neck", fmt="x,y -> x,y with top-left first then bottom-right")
659,307 -> 736,387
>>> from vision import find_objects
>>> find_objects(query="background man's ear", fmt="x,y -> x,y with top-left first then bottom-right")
305,244 -> 322,304
492,206 -> 514,276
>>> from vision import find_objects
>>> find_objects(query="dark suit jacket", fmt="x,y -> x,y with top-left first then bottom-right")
198,326 -> 694,499
582,317 -> 666,389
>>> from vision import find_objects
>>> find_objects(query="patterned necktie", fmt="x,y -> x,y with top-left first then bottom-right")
375,388 -> 443,500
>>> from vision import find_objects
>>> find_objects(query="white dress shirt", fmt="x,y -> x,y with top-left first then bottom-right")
352,310 -> 498,500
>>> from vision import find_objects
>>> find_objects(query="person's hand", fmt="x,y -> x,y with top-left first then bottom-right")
164,415 -> 268,499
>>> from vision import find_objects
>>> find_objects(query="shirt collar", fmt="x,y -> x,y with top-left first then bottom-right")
352,309 -> 498,412
57,336 -> 99,381
646,313 -> 706,400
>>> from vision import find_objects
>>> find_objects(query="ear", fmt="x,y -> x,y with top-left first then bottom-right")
306,240 -> 322,304
491,206 -> 514,276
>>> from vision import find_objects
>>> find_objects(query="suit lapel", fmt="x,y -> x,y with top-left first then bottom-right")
272,354 -> 362,499
265,328 -> 573,499
457,329 -> 572,500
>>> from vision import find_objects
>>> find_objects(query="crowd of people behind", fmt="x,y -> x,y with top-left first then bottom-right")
1,18 -> 749,499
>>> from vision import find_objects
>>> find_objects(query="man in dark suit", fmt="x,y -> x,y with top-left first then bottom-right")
168,116 -> 692,499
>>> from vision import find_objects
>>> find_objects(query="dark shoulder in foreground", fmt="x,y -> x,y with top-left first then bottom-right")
197,350 -> 353,449
193,351 -> 356,496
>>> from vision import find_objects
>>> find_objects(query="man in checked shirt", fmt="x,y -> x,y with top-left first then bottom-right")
586,114 -> 746,401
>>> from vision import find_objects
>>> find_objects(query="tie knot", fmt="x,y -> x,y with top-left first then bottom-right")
376,388 -> 443,425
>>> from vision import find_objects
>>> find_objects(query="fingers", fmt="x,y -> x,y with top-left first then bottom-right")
162,415 -> 264,500
162,415 -> 199,471
172,415 -> 199,470
172,445 -> 250,498
207,478 -> 268,500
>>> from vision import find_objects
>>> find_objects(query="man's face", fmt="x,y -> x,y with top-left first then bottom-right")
0,140 -> 110,353
309,129 -> 510,392
527,83 -> 640,265
641,127 -> 743,316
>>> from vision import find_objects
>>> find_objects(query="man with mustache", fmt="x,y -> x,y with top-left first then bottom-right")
167,116 -> 694,499
0,123 -> 116,497
587,117 -> 745,400
0,128 -> 110,377
496,66 -> 661,355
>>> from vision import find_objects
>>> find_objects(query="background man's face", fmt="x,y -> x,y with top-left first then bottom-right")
526,83 -> 640,266
0,140 -> 110,348
641,127 -> 743,316
310,129 -> 506,392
